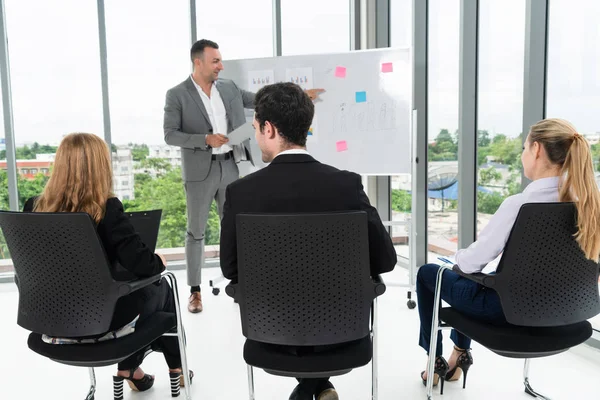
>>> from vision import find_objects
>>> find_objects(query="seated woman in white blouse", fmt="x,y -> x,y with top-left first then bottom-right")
417,118 -> 600,391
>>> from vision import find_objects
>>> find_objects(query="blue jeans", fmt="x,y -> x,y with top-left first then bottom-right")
417,264 -> 506,356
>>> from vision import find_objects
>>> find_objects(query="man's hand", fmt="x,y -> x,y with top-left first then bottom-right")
305,88 -> 325,101
206,133 -> 229,148
157,253 -> 167,267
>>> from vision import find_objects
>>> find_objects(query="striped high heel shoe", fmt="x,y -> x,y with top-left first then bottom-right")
113,369 -> 155,400
169,369 -> 194,397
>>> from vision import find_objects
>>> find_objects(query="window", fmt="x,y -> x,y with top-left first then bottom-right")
30,168 -> 38,174
0,87 -> 7,264
20,169 -> 28,175
547,0 -> 600,331
195,0 -> 273,59
390,0 -> 413,264
104,1 -> 191,250
427,0 -> 460,261
390,0 -> 412,48
476,0 -> 525,232
281,0 -> 350,55
5,0 -> 102,211
547,0 -> 600,136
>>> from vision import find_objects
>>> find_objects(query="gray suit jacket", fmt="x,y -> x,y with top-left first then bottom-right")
163,77 -> 255,182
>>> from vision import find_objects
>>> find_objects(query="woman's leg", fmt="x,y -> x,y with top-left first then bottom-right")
417,264 -> 506,355
149,279 -> 183,370
448,280 -> 506,351
117,346 -> 151,374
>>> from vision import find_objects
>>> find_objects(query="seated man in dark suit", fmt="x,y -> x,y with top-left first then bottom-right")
219,82 -> 397,400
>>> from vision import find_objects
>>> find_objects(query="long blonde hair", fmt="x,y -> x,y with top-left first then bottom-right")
34,133 -> 113,223
529,118 -> 600,261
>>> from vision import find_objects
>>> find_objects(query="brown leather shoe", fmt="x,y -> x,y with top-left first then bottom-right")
188,292 -> 203,313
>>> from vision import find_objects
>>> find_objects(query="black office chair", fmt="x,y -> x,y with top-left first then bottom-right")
0,211 -> 191,400
425,203 -> 600,399
226,211 -> 386,400
125,209 -> 162,252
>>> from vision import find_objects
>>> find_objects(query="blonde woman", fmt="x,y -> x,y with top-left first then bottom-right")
417,119 -> 600,392
24,133 -> 192,396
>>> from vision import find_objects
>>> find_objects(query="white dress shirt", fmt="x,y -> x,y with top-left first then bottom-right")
191,76 -> 231,155
455,176 -> 560,274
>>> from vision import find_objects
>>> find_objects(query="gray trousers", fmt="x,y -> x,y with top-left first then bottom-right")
184,158 -> 239,286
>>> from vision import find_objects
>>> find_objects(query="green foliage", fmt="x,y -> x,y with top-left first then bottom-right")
0,170 -> 49,258
487,135 -> 522,168
505,171 -> 523,196
478,130 -> 491,147
391,189 -> 411,212
139,158 -> 172,176
17,173 -> 49,210
131,144 -> 150,162
0,142 -> 57,160
123,167 -> 221,248
428,129 -> 458,161
591,143 -> 600,172
477,190 -> 505,215
479,167 -> 502,187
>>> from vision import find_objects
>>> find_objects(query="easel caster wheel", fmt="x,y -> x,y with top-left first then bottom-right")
212,287 -> 220,296
407,300 -> 416,309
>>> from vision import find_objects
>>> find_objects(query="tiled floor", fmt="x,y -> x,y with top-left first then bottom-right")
1,267 -> 598,400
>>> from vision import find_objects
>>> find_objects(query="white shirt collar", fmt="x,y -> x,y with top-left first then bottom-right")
190,75 -> 216,94
274,149 -> 310,159
523,176 -> 560,194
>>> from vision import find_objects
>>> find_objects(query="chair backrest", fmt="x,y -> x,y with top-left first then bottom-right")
125,210 -> 162,252
0,211 -> 120,337
236,211 -> 375,346
495,203 -> 600,327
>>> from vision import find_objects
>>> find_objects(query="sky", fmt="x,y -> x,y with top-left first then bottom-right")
1,0 -> 599,146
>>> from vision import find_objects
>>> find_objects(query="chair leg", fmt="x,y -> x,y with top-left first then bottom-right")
523,359 -> 551,399
425,265 -> 451,399
247,365 -> 256,400
164,272 -> 192,400
86,367 -> 96,400
371,297 -> 378,400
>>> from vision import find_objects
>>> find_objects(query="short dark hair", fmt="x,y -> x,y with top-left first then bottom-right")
254,83 -> 314,147
190,39 -> 219,62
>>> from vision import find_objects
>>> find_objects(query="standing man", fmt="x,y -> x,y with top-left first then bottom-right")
164,40 -> 323,313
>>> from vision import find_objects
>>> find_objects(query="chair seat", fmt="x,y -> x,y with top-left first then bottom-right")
244,335 -> 372,377
28,312 -> 176,368
440,308 -> 592,358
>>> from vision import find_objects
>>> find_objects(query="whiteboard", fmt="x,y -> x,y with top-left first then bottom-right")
221,47 -> 412,175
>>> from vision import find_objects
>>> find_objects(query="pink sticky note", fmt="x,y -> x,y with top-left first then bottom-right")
334,66 -> 347,78
381,62 -> 393,73
336,140 -> 348,152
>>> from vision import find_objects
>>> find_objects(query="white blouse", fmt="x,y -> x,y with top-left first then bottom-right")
455,176 -> 560,274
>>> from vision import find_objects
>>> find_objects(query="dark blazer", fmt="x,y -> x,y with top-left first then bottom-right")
220,154 -> 397,283
24,196 -> 165,329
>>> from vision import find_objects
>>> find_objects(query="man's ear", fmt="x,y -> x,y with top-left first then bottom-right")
265,121 -> 277,139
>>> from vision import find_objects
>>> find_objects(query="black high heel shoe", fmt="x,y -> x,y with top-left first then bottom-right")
113,369 -> 155,400
169,369 -> 194,397
445,346 -> 474,389
421,356 -> 450,395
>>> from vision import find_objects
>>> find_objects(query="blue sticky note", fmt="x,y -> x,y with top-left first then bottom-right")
355,91 -> 367,103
